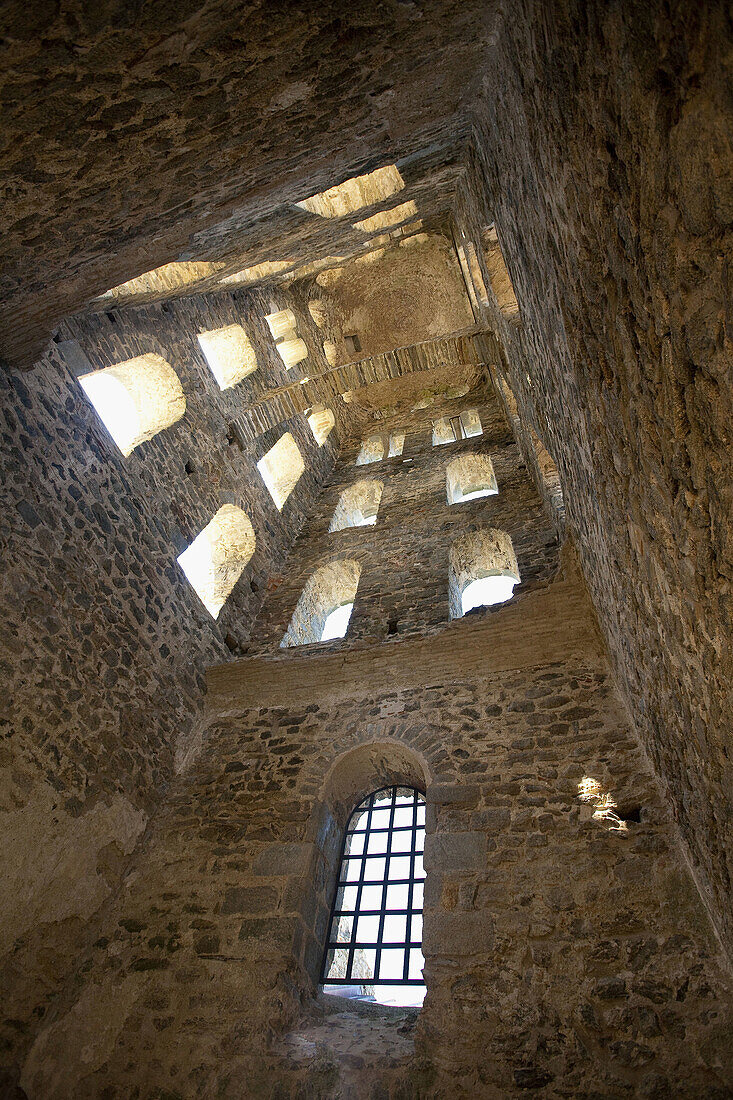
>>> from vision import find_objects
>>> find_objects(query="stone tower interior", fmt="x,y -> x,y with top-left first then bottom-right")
1,2 -> 732,1097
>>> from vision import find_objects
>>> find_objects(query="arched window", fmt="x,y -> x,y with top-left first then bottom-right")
265,307 -> 308,369
281,559 -> 361,647
387,431 -> 405,457
257,432 -> 305,510
307,405 -> 335,446
197,324 -> 258,389
329,479 -> 384,532
78,353 -> 185,456
449,528 -> 520,618
432,408 -> 482,446
355,434 -> 384,465
322,786 -> 426,1006
446,453 -> 498,504
177,505 -> 256,618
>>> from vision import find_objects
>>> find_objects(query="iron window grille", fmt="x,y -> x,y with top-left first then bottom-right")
321,785 -> 426,986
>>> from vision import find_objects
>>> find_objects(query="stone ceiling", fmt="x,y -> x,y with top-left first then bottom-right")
0,0 -> 503,368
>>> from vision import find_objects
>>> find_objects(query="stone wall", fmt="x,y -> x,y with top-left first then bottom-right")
452,0 -> 733,955
15,380 -> 733,1098
0,283 -> 346,1082
251,382 -> 560,653
19,654 -> 732,1097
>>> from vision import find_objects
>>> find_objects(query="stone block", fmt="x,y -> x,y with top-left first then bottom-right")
424,831 -> 487,871
251,842 -> 314,876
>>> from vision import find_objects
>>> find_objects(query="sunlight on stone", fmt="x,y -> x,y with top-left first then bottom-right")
257,432 -> 305,510
219,259 -> 294,286
79,354 -> 186,456
307,406 -> 335,446
177,505 -> 256,618
296,165 -> 405,218
353,200 -> 418,234
577,776 -> 628,833
95,260 -> 225,301
197,324 -> 258,389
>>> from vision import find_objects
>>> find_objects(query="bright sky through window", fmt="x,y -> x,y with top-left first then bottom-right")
80,372 -> 139,454
321,602 -> 353,640
461,574 -> 517,613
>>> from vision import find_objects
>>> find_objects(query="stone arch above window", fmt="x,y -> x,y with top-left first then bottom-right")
446,453 -> 498,504
449,528 -> 520,619
329,479 -> 384,532
307,405 -> 335,446
78,353 -> 185,456
257,432 -> 305,511
197,324 -> 258,389
432,409 -> 482,446
281,559 -> 361,647
176,504 -> 255,618
355,434 -> 384,465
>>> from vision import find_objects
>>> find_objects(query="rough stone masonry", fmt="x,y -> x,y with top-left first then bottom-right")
0,1 -> 731,1097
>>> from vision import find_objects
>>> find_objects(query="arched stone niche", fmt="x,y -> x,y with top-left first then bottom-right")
446,453 -> 498,504
297,740 -> 432,992
281,559 -> 361,647
329,479 -> 384,531
448,527 -> 520,619
78,353 -> 186,456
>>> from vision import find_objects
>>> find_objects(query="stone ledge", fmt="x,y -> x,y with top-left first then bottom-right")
206,577 -> 606,716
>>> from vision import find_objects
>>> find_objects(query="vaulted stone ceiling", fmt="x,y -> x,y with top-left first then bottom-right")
0,0 -> 501,367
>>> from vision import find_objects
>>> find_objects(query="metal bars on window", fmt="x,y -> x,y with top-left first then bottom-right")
321,786 -> 426,986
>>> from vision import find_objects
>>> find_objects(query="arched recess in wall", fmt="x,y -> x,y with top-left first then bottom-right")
281,559 -> 361,647
197,324 -> 258,389
307,406 -> 335,446
257,432 -> 305,510
177,504 -> 256,618
432,409 -> 482,446
446,453 -> 498,504
356,434 -> 384,465
449,528 -> 520,619
329,479 -> 384,532
482,224 -> 520,319
295,740 -> 431,995
78,353 -> 185,456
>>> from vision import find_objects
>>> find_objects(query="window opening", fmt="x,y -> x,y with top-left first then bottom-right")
329,480 -> 384,532
78,353 -> 186,456
281,559 -> 361,647
265,307 -> 308,369
388,432 -> 405,458
321,602 -> 354,640
197,324 -> 258,389
461,575 -> 517,613
322,786 -> 426,1007
344,333 -> 362,356
177,505 -> 256,618
257,432 -> 305,510
432,410 -> 482,446
449,528 -> 520,619
355,435 -> 384,465
446,454 -> 498,504
482,224 -> 520,318
307,406 -> 335,446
